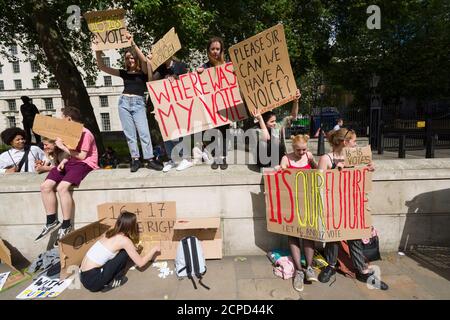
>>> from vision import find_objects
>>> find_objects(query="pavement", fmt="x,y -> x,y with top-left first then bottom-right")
1,249 -> 449,300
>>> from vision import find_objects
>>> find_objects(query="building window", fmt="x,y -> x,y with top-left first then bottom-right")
101,113 -> 111,131
99,96 -> 109,107
7,116 -> 16,128
86,77 -> 96,87
102,57 -> 110,68
7,100 -> 16,111
0,65 -> 2,74
0,80 -> 4,91
32,78 -> 40,89
9,45 -> 18,55
12,61 -> 20,73
104,76 -> 112,87
14,80 -> 22,90
30,61 -> 39,73
44,98 -> 53,110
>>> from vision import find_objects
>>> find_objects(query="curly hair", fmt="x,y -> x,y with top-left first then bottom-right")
1,128 -> 27,146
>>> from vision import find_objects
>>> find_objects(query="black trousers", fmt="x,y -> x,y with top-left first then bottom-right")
23,121 -> 41,145
80,250 -> 129,292
324,240 -> 367,274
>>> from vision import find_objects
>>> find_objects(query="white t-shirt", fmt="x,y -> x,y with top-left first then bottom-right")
333,124 -> 341,131
0,146 -> 46,174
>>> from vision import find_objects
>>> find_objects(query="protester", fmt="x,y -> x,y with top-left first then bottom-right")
279,134 -> 318,291
255,89 -> 301,168
197,37 -> 230,170
20,96 -> 41,145
0,127 -> 45,174
95,34 -> 163,172
147,54 -> 193,172
35,137 -> 69,174
80,211 -> 160,292
317,128 -> 388,290
99,146 -> 119,169
35,107 -> 98,247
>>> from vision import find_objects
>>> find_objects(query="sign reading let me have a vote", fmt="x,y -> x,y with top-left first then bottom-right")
229,24 -> 298,116
84,8 -> 131,51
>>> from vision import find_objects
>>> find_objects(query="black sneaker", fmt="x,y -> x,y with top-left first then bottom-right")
318,265 -> 336,283
211,160 -> 219,170
34,220 -> 60,242
101,276 -> 128,292
356,272 -> 389,290
130,159 -> 141,172
146,159 -> 163,171
220,158 -> 228,170
54,225 -> 73,248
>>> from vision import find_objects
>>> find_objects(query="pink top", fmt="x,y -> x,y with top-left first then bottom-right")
68,128 -> 99,169
287,157 -> 311,170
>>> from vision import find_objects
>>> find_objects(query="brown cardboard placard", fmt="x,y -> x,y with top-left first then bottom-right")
344,145 -> 372,167
84,8 -> 131,51
264,168 -> 372,242
32,114 -> 83,150
59,220 -> 112,279
150,27 -> 182,71
97,202 -> 177,261
147,62 -> 248,141
229,24 -> 298,116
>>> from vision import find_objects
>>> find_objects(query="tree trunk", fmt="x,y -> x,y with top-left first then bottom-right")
31,0 -> 105,154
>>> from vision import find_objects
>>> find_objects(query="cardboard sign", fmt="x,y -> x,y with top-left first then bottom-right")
98,202 -> 177,260
147,62 -> 248,141
59,220 -> 112,279
229,24 -> 298,116
264,168 -> 373,242
0,238 -> 31,291
344,145 -> 372,167
150,27 -> 182,71
32,114 -> 83,150
16,276 -> 73,299
84,8 -> 131,51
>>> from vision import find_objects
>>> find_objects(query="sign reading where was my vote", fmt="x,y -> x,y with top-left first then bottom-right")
84,8 -> 131,51
147,62 -> 248,141
264,168 -> 373,242
229,24 -> 298,116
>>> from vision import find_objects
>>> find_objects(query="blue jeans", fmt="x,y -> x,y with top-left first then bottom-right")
118,95 -> 153,160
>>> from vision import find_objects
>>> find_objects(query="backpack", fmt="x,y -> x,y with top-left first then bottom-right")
175,236 -> 210,290
273,256 -> 295,280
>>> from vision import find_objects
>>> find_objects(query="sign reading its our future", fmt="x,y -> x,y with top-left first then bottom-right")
229,24 -> 298,116
264,168 -> 373,242
84,8 -> 131,51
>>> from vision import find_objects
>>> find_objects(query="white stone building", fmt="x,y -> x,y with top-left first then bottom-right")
0,44 -> 124,141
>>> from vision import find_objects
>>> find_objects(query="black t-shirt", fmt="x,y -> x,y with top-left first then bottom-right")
155,61 -> 188,78
119,69 -> 147,96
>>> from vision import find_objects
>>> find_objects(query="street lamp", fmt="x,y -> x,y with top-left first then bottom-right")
317,84 -> 326,156
369,74 -> 381,150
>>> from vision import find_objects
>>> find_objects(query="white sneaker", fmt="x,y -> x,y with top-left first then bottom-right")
176,159 -> 193,171
162,161 -> 175,173
202,151 -> 214,164
192,147 -> 203,165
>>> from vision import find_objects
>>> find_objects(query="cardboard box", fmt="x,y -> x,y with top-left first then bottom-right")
59,219 -> 112,279
173,217 -> 222,259
0,238 -> 31,291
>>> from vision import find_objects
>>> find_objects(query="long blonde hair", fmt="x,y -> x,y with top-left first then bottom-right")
207,37 -> 225,66
42,137 -> 65,165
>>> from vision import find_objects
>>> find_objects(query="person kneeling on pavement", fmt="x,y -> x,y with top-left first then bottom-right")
80,211 -> 160,292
